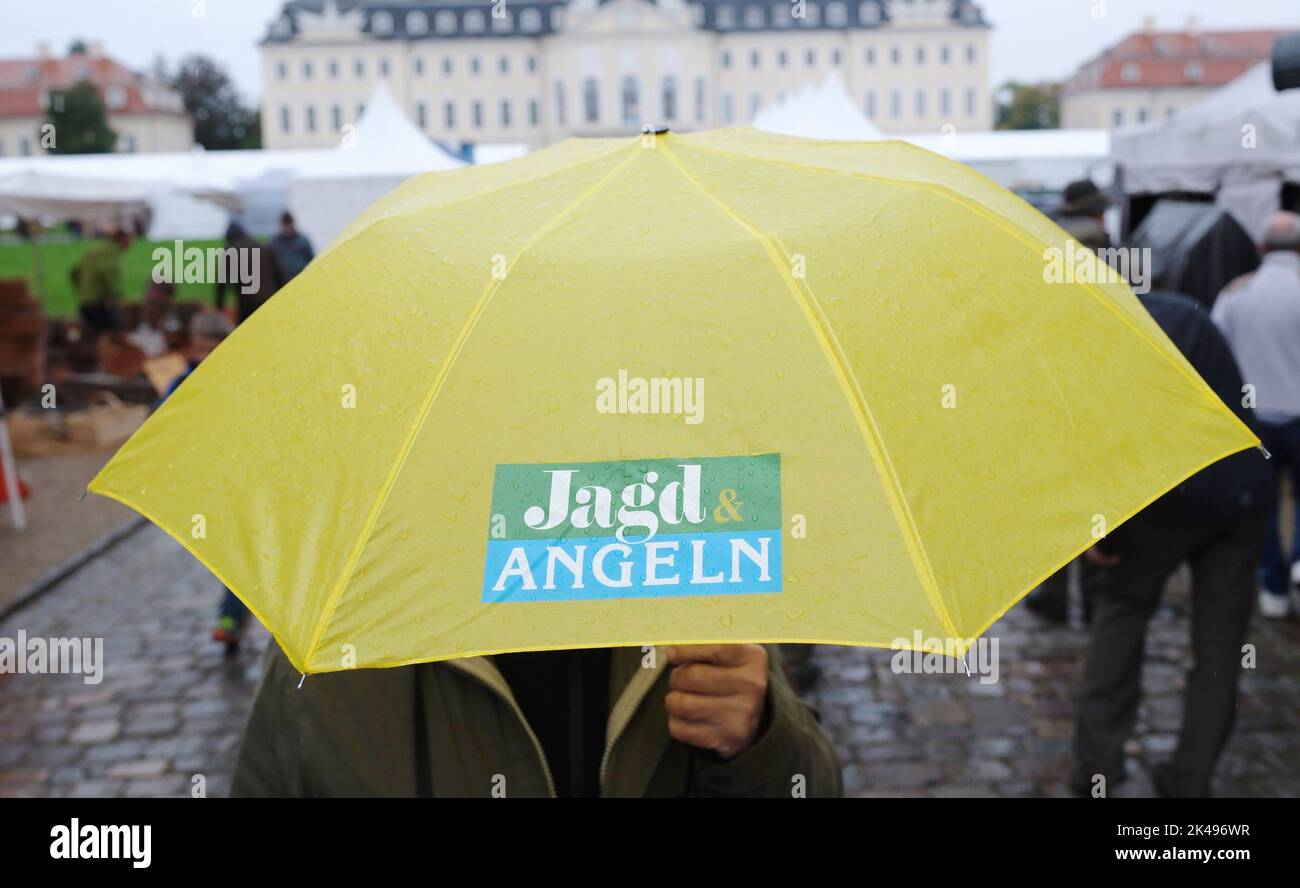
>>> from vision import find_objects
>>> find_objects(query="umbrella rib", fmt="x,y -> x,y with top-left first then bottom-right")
299,142 -> 643,671
658,138 -> 964,648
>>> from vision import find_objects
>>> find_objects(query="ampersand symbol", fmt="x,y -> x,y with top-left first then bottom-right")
714,488 -> 744,523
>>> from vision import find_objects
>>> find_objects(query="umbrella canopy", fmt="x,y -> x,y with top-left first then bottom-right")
90,127 -> 1257,674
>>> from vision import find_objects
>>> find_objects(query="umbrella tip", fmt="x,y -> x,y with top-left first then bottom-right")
640,124 -> 670,136
79,487 -> 88,503
297,673 -> 306,690
960,655 -> 972,678
1259,444 -> 1272,460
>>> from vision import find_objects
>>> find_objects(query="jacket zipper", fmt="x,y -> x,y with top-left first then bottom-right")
598,649 -> 665,796
445,658 -> 557,798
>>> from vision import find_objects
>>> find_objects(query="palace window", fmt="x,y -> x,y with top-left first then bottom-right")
407,11 -> 428,35
826,1 -> 847,26
584,78 -> 599,123
435,11 -> 456,34
521,9 -> 542,32
622,75 -> 640,125
465,10 -> 485,33
371,12 -> 393,35
662,76 -> 677,121
743,5 -> 764,28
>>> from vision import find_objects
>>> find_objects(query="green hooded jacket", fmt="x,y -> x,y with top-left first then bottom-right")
231,644 -> 842,798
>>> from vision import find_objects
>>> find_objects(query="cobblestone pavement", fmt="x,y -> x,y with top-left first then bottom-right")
1,525 -> 1298,798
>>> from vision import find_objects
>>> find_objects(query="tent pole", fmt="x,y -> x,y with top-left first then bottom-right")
29,220 -> 47,305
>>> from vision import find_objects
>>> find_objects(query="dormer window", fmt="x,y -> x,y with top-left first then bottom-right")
406,11 -> 428,35
1185,61 -> 1204,82
435,10 -> 456,34
371,11 -> 393,35
465,10 -> 486,33
1121,62 -> 1140,82
521,9 -> 542,32
716,5 -> 736,29
743,5 -> 764,28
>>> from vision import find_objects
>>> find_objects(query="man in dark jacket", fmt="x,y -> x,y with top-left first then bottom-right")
232,641 -> 842,797
1073,285 -> 1272,798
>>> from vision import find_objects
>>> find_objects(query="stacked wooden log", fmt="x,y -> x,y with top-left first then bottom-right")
0,278 -> 46,403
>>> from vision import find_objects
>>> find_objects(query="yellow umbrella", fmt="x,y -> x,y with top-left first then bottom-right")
90,128 -> 1257,675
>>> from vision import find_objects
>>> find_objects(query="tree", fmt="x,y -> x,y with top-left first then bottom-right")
170,54 -> 259,150
45,81 -> 117,154
995,81 -> 1061,131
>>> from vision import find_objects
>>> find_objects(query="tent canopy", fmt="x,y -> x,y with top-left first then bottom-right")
753,74 -> 883,141
1112,61 -> 1300,238
287,83 -> 465,250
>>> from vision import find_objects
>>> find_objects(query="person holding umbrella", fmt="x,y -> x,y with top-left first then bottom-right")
231,643 -> 843,797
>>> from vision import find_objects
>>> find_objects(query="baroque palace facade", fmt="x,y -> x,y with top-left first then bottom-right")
260,0 -> 991,149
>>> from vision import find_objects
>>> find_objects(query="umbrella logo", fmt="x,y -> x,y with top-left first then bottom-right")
483,454 -> 783,603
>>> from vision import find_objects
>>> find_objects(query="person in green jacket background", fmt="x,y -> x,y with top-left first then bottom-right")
232,642 -> 842,798
73,228 -> 131,335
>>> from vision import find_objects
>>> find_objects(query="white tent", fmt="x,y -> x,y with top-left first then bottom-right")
0,85 -> 460,242
753,74 -> 883,141
902,129 -> 1113,193
1112,62 -> 1300,240
287,83 -> 464,251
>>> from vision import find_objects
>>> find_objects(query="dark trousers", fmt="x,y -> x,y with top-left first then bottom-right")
1258,419 -> 1300,597
1074,509 -> 1267,797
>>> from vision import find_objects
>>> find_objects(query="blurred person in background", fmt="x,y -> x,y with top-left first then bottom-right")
72,228 -> 131,336
215,221 -> 284,323
269,212 -> 314,283
1053,179 -> 1111,250
1211,211 -> 1300,619
159,311 -> 249,652
1071,222 -> 1272,798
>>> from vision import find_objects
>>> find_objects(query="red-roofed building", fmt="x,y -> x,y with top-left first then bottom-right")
1061,22 -> 1287,129
0,42 -> 192,156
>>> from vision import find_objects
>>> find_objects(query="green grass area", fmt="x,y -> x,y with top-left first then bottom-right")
0,238 -> 222,318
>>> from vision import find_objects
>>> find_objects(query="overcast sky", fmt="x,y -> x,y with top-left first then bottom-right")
1,0 -> 1297,104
